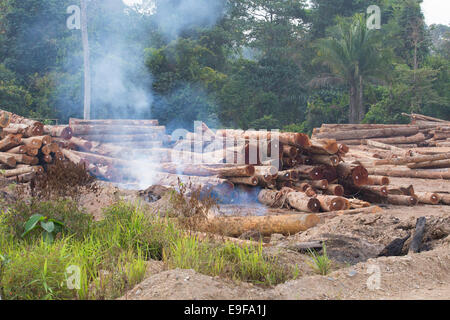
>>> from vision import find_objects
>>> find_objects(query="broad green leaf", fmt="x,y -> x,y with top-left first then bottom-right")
40,221 -> 55,233
21,214 -> 45,237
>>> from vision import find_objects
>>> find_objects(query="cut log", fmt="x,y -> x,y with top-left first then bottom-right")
258,189 -> 292,208
315,195 -> 347,211
387,194 -> 418,206
21,137 -> 42,149
228,176 -> 259,186
0,165 -> 37,178
157,163 -> 255,178
415,192 -> 441,205
0,111 -> 11,128
296,154 -> 313,165
282,145 -> 298,158
69,118 -> 159,126
348,198 -> 371,208
314,126 -> 419,140
254,166 -> 278,178
367,167 -> 450,179
0,134 -> 22,151
366,140 -> 405,153
4,153 -> 38,165
203,214 -> 320,237
367,175 -> 390,185
215,165 -> 255,178
307,179 -> 329,190
438,194 -> 450,205
293,182 -> 311,192
336,162 -> 369,186
321,165 -> 339,183
0,153 -> 17,167
339,144 -> 349,154
407,159 -> 450,169
305,139 -> 339,155
6,172 -> 36,183
7,111 -> 43,135
325,184 -> 344,196
216,130 -> 311,148
62,149 -> 89,166
149,172 -> 234,193
372,132 -> 425,144
70,124 -> 166,136
26,147 -> 39,157
387,185 -> 415,196
361,185 -> 388,197
319,123 -> 414,132
43,125 -> 73,140
75,133 -> 165,143
374,152 -> 450,166
277,170 -> 297,181
291,165 -> 324,180
3,123 -> 42,137
6,145 -> 27,155
310,154 -> 340,166
286,192 -> 321,213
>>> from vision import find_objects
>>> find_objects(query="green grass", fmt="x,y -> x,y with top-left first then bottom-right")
0,200 -> 298,300
307,243 -> 333,276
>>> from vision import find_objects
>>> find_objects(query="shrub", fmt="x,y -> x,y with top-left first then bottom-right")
4,199 -> 93,241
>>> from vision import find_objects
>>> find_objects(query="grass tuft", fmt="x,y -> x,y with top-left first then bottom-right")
307,243 -> 333,276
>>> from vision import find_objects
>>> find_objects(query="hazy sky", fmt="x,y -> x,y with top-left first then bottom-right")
422,0 -> 450,25
122,0 -> 449,26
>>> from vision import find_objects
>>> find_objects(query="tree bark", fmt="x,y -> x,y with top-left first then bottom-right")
80,0 -> 91,120
415,192 -> 440,205
315,127 -> 419,140
287,192 -> 321,213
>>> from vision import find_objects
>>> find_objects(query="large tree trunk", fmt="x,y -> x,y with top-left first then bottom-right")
349,83 -> 359,124
358,75 -> 365,123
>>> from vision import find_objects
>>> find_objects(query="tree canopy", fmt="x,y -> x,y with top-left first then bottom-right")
0,0 -> 448,131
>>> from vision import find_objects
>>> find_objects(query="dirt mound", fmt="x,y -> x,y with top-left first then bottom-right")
273,242 -> 450,300
119,241 -> 450,300
119,269 -> 269,300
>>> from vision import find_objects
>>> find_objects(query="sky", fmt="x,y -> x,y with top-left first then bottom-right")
122,0 -> 450,26
421,0 -> 450,26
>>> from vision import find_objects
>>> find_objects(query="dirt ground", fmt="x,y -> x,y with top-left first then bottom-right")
114,182 -> 449,300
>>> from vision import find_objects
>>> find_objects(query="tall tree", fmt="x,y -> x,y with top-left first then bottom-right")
312,15 -> 385,123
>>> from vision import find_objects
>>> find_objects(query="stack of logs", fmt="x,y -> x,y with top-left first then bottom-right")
0,110 -> 71,183
1,110 -> 448,212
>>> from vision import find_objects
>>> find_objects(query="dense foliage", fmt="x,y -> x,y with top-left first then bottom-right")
0,0 -> 448,130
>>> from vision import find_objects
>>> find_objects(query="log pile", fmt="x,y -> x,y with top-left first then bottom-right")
0,109 -> 67,183
2,110 -> 448,220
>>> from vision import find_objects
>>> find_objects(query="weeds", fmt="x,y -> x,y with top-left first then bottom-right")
0,197 -> 299,300
29,159 -> 99,202
307,243 -> 332,275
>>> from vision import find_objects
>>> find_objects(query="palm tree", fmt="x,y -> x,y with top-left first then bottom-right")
311,14 -> 384,123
